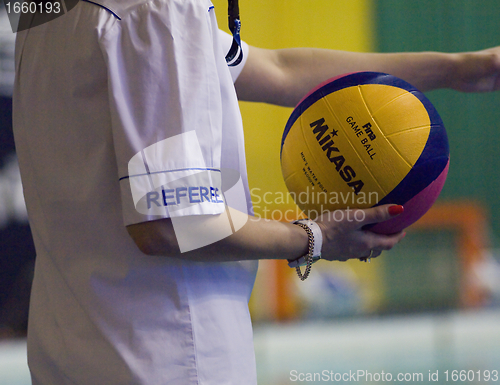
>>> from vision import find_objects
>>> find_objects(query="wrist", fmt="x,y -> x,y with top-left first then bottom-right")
296,219 -> 323,258
287,219 -> 323,280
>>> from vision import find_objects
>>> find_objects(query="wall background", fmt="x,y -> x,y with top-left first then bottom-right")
376,0 -> 500,244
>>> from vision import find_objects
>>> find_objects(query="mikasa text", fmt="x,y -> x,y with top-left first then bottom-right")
310,118 -> 366,194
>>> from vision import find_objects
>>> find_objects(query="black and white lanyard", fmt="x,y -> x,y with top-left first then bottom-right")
225,0 -> 243,66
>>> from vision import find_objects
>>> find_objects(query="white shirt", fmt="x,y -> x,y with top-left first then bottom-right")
13,0 -> 257,383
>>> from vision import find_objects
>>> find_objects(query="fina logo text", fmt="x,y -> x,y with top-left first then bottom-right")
310,118 -> 364,195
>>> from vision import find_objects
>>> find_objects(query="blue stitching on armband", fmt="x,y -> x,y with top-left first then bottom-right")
119,167 -> 222,181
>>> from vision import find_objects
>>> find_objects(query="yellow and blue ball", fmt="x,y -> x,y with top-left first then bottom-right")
280,72 -> 449,234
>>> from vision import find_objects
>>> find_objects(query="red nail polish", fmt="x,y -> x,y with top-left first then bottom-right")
388,205 -> 404,216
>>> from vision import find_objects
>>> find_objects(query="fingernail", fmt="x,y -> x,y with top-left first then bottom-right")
388,205 -> 404,216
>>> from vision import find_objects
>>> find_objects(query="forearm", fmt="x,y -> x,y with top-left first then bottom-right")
126,204 -> 405,263
236,46 -> 500,107
127,209 -> 309,263
275,49 -> 456,97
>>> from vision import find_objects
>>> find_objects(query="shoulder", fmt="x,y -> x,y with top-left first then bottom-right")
83,0 -> 213,21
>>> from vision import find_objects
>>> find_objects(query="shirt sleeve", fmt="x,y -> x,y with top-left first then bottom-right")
217,29 -> 249,83
101,1 -> 231,225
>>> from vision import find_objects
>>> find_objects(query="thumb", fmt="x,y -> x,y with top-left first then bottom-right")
357,204 -> 404,228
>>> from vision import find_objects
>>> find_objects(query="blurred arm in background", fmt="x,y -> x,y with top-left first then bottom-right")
236,46 -> 500,107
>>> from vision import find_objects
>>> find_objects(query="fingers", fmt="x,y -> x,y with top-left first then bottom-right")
359,248 -> 382,263
316,204 -> 404,232
355,204 -> 404,228
316,204 -> 406,262
361,228 -> 406,252
331,229 -> 406,262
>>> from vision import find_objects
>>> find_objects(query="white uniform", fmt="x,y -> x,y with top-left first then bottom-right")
13,0 -> 257,384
